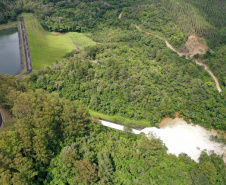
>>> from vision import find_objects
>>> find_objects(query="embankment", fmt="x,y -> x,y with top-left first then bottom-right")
0,26 -> 17,31
20,17 -> 32,77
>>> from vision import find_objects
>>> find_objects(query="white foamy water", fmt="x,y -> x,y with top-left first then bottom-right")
100,119 -> 225,162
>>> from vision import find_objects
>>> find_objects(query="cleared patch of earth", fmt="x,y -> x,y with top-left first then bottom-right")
179,35 -> 207,57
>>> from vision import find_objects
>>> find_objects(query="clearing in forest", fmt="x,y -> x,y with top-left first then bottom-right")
178,35 -> 207,57
21,13 -> 96,70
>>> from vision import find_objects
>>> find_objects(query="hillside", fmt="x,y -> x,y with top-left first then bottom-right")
22,13 -> 95,70
0,75 -> 225,184
0,0 -> 225,184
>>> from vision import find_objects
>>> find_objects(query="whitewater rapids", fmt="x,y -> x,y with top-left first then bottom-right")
101,119 -> 225,162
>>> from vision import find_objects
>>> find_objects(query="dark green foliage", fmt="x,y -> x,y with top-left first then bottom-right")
0,77 -> 98,184
0,0 -> 22,24
161,0 -> 226,46
0,76 -> 225,184
204,45 -> 226,91
97,152 -> 115,184
2,0 -> 225,46
31,38 -> 226,130
0,0 -> 225,184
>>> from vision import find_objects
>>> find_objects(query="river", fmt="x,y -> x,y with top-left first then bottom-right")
101,119 -> 226,163
0,28 -> 21,75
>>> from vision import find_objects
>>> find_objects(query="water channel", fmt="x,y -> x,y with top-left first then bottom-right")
0,28 -> 21,75
101,119 -> 226,163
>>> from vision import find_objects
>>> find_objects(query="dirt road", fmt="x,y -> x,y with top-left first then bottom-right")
135,25 -> 222,93
194,60 -> 222,93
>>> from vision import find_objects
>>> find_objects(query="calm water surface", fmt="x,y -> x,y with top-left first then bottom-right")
0,28 -> 21,75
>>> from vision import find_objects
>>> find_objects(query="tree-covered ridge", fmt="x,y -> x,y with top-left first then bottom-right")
0,76 -> 225,185
161,0 -> 226,46
29,30 -> 226,130
1,0 -> 225,46
0,0 -> 226,183
0,75 -> 99,184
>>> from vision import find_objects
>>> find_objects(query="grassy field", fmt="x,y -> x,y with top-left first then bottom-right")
22,13 -> 96,70
89,109 -> 154,129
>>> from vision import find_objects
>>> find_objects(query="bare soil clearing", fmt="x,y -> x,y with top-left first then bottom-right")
179,35 -> 207,57
159,117 -> 173,128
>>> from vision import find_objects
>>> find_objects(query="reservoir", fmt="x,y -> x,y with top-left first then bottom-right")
0,28 -> 21,75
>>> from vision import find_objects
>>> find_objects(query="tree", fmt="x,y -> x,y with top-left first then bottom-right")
73,159 -> 98,185
97,152 -> 115,184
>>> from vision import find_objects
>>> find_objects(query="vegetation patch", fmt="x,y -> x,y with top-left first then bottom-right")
89,109 -> 149,129
17,21 -> 27,76
22,13 -> 95,70
0,107 -> 14,132
0,21 -> 18,30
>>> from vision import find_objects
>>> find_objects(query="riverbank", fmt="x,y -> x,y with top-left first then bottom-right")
0,22 -> 18,31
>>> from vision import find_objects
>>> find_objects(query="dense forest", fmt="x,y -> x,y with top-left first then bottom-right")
0,75 -> 226,185
30,36 -> 226,130
1,0 -> 225,82
0,0 -> 226,184
1,0 -> 225,44
2,0 -> 224,129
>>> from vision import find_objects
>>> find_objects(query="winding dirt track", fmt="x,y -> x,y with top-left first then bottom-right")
194,60 -> 222,93
135,25 -> 222,93
165,41 -> 183,57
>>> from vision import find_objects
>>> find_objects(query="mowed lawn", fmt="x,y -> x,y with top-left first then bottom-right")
21,13 -> 96,70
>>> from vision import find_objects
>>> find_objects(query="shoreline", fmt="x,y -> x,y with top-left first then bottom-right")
0,25 -> 17,31
0,23 -> 26,76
